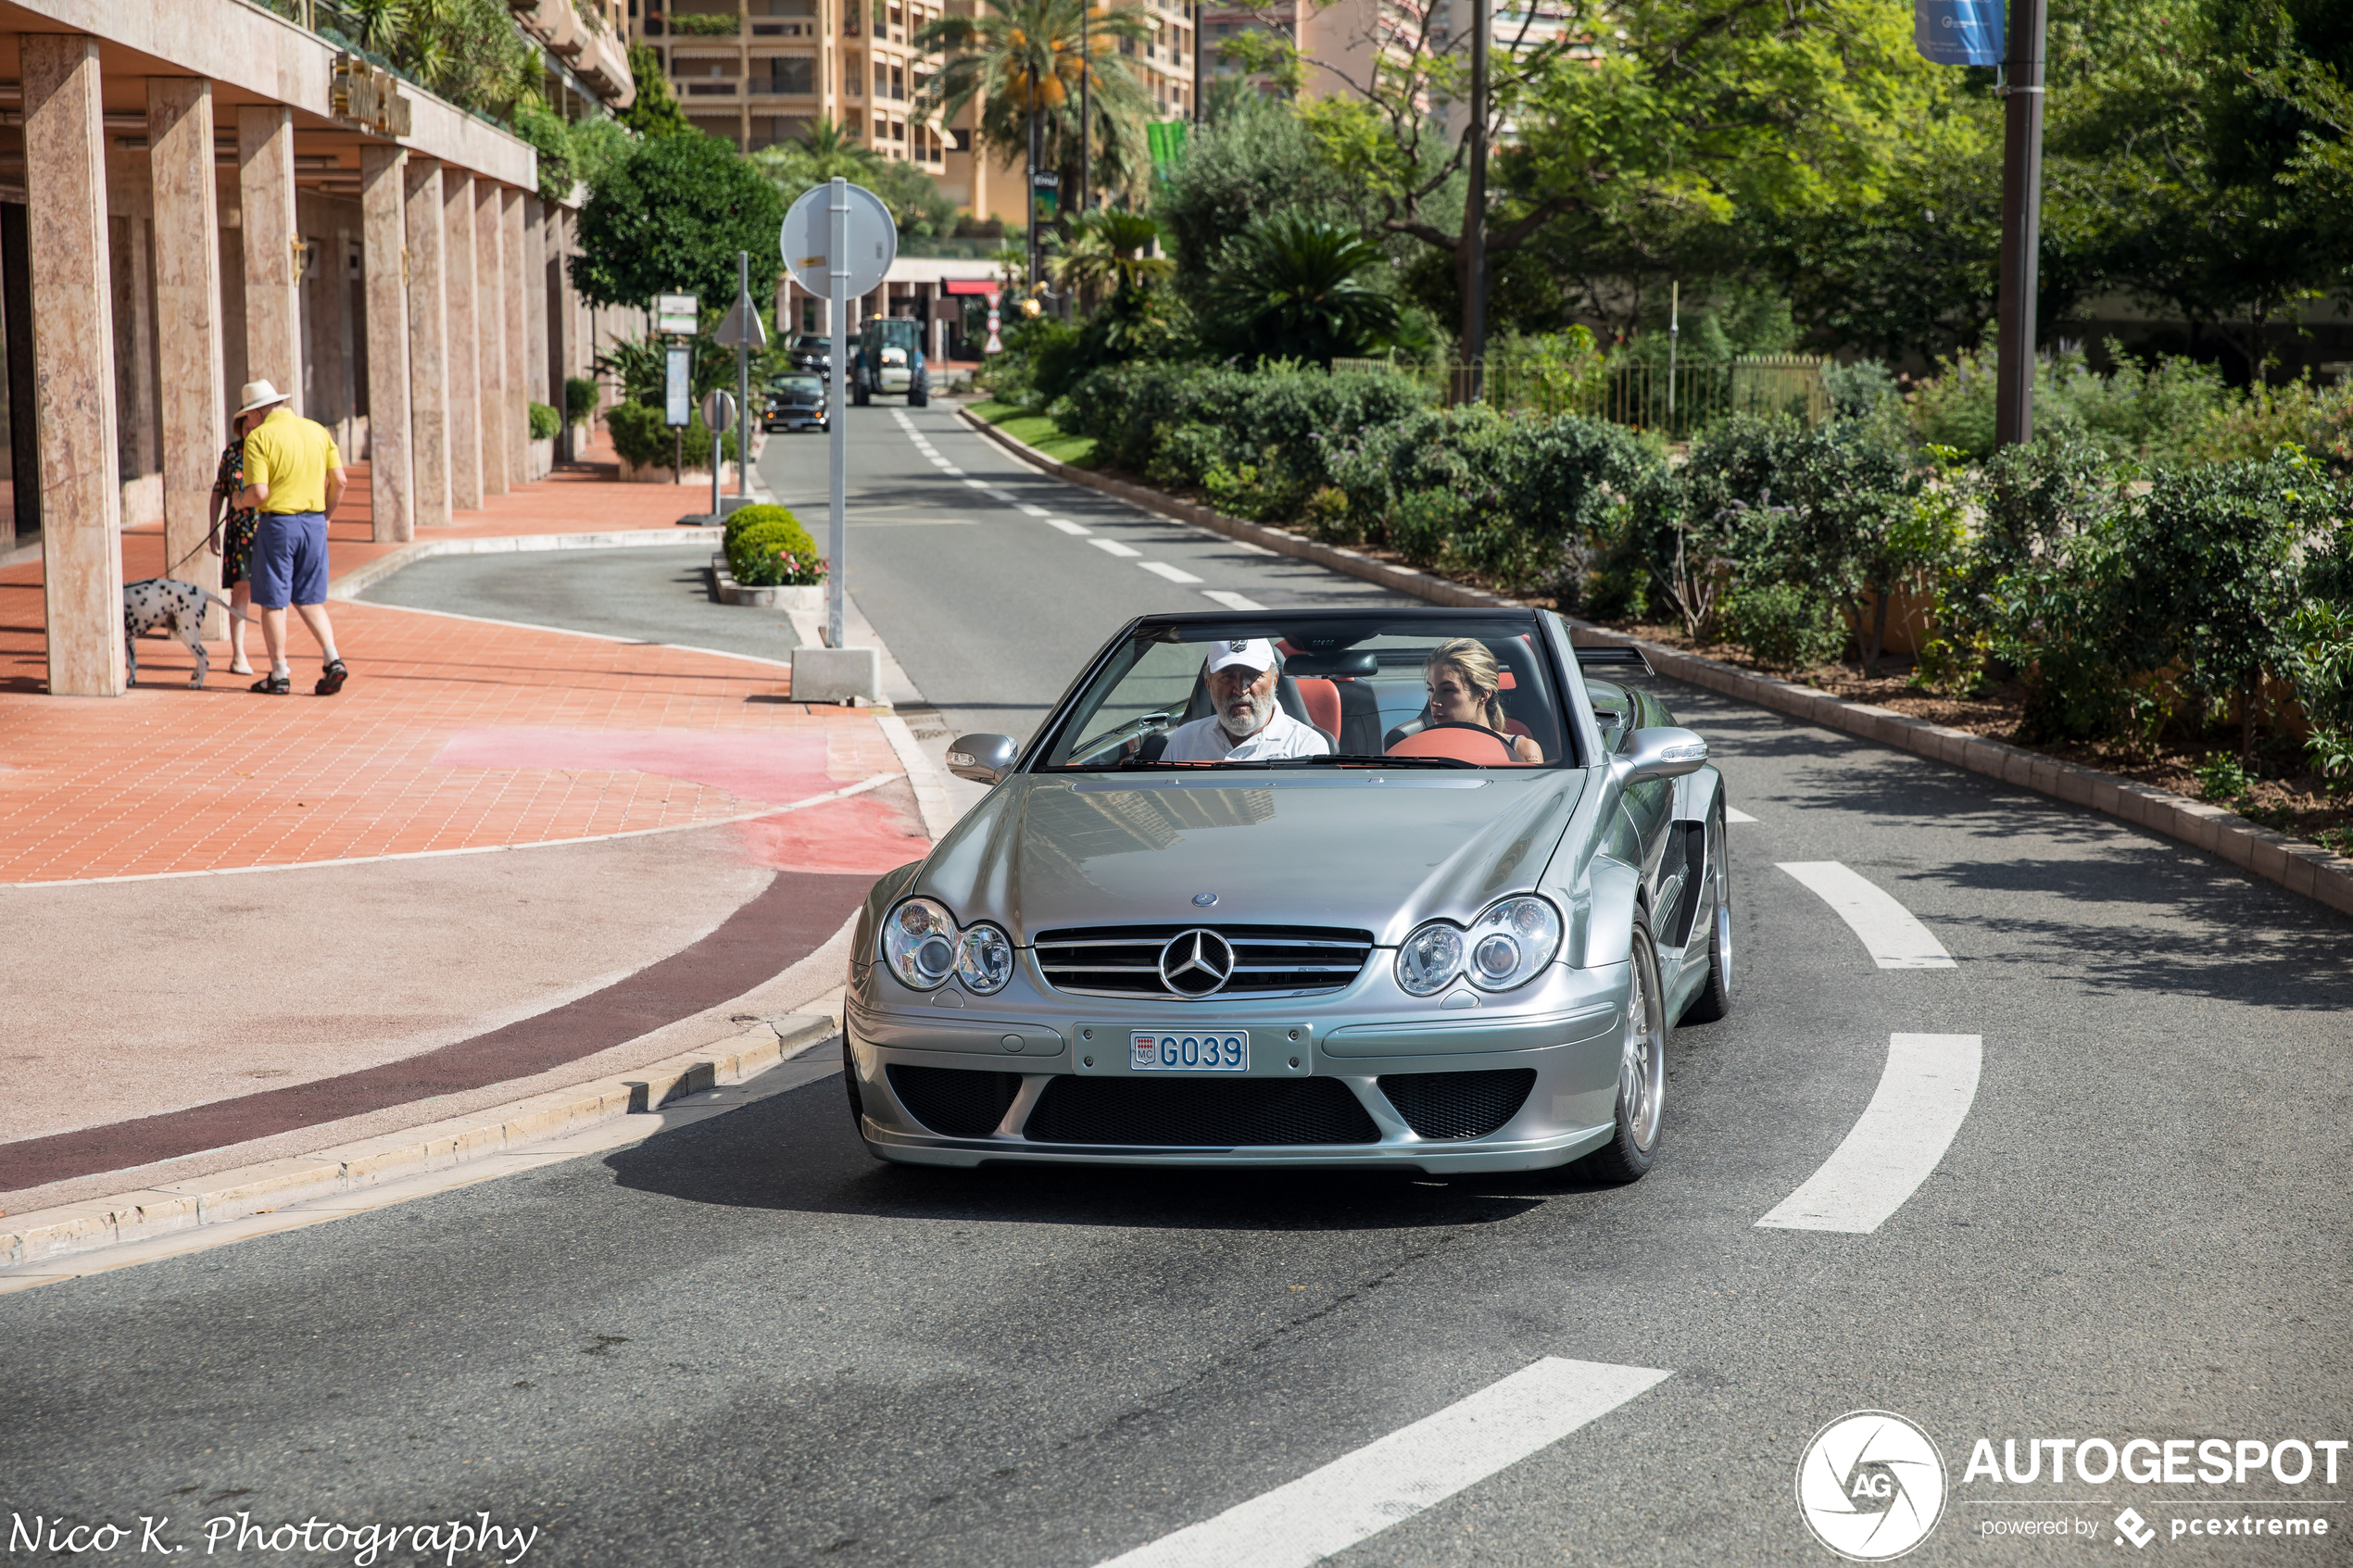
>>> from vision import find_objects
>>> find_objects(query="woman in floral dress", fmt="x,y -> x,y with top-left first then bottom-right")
207,408 -> 261,676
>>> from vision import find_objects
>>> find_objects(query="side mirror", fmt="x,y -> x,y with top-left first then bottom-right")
944,734 -> 1018,786
1615,726 -> 1709,784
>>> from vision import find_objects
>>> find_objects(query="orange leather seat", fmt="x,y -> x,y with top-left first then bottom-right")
1292,676 -> 1341,741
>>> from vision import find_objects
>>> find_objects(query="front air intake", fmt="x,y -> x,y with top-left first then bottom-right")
887,1065 -> 1023,1138
1378,1069 -> 1537,1140
1023,1076 -> 1379,1147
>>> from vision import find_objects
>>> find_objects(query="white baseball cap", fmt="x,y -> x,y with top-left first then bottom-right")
1202,637 -> 1279,677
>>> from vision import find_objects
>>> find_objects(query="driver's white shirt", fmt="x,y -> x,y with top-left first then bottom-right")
1161,709 -> 1331,762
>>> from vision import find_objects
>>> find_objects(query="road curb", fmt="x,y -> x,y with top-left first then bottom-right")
959,408 -> 2353,922
0,1014 -> 838,1269
328,525 -> 724,601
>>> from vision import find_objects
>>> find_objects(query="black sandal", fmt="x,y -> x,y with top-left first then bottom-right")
315,659 -> 348,696
251,673 -> 291,695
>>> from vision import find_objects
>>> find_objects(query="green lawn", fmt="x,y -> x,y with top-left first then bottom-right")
966,400 -> 1097,467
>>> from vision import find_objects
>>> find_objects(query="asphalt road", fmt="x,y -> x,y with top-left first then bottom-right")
8,404 -> 2350,1566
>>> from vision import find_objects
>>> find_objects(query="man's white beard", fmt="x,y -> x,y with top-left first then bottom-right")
1218,687 -> 1276,740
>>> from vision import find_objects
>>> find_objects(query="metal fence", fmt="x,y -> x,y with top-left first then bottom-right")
1331,354 -> 1831,438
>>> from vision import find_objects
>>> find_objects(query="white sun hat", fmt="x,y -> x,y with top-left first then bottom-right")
235,379 -> 291,417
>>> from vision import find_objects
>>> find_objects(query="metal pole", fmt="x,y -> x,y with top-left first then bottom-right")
1994,0 -> 2047,447
1463,0 -> 1489,402
1078,1 -> 1090,220
1667,280 -> 1679,425
736,249 -> 751,502
1192,0 -> 1202,122
710,408 -> 722,519
1026,105 -> 1040,294
828,177 -> 849,651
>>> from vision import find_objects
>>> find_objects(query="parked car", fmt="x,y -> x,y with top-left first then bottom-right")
841,608 -> 1732,1180
787,332 -> 831,373
762,372 -> 828,433
849,317 -> 927,407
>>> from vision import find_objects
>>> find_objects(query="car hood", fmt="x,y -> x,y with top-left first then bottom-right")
916,771 -> 1588,945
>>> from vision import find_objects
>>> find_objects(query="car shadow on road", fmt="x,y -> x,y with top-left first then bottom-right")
604,1078 -> 1567,1232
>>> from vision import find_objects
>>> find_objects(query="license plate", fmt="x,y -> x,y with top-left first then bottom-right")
1130,1029 -> 1249,1073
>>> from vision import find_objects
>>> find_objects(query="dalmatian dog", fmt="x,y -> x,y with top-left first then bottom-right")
122,577 -> 247,689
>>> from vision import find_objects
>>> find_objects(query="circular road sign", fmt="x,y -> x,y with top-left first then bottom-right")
699,389 -> 736,433
780,182 -> 896,302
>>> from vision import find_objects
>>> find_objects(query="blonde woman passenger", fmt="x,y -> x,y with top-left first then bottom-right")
1423,638 -> 1544,763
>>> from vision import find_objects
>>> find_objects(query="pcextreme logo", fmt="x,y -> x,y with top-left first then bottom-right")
1796,1411 -> 1949,1562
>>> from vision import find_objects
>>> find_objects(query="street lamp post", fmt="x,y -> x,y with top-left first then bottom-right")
1463,0 -> 1490,403
1026,102 -> 1041,294
1993,0 -> 2048,447
1079,1 -> 1091,220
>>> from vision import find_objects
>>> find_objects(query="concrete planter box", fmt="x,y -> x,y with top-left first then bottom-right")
526,435 -> 554,482
616,454 -> 740,486
706,556 -> 824,610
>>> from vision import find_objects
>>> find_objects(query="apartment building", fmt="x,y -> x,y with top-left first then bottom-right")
630,0 -> 1192,221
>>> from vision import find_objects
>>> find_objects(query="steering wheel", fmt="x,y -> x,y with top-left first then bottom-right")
1385,721 -> 1516,764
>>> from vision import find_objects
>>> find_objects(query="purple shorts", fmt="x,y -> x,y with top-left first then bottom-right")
249,511 -> 328,609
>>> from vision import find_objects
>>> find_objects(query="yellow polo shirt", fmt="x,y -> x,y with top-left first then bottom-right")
242,407 -> 341,514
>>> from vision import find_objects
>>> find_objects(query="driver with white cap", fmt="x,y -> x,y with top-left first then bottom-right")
1159,638 -> 1332,762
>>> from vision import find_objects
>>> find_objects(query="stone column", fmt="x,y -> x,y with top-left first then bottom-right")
358,145 -> 411,543
404,157 -> 451,529
237,106 -> 300,414
501,185 -> 528,484
24,35 -> 123,697
524,194 -> 549,469
472,177 -> 508,496
442,166 -> 481,510
147,77 -> 225,634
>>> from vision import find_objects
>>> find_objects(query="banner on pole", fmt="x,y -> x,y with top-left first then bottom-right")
1915,0 -> 2002,65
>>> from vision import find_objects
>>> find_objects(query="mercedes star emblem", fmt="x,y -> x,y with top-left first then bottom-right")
1158,928 -> 1236,997
1191,892 -> 1218,907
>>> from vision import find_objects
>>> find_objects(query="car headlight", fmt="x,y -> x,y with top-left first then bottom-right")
1465,896 -> 1562,991
1396,922 -> 1466,996
882,897 -> 959,989
955,923 -> 1014,994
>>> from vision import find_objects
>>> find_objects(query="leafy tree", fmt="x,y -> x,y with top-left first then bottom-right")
619,41 -> 693,138
750,117 -> 956,237
916,0 -> 1153,216
1202,212 -> 1404,366
573,132 -> 785,309
1153,91 -> 1361,316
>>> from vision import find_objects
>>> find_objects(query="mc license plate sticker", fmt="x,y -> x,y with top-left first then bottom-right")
1131,1029 -> 1249,1073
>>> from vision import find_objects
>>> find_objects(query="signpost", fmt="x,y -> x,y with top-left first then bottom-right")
782,178 -> 896,697
712,252 -> 767,508
658,290 -> 698,484
699,389 -> 736,523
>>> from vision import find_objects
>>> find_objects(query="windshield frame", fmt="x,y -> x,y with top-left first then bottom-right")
1026,608 -> 1586,774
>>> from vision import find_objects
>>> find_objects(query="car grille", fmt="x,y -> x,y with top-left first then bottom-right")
1032,924 -> 1375,1000
1024,1076 -> 1379,1147
887,1065 -> 1023,1138
1378,1069 -> 1538,1141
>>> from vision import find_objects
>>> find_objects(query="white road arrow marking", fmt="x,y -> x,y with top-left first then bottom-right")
1140,560 -> 1204,583
1756,1033 -> 1983,1234
1776,861 -> 1955,968
1091,1358 -> 1670,1568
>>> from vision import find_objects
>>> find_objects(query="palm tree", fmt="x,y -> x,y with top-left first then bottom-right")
915,0 -> 1153,271
1054,209 -> 1171,307
1206,213 -> 1404,367
342,0 -> 409,56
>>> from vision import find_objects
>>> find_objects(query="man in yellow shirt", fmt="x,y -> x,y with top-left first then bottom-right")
233,380 -> 349,695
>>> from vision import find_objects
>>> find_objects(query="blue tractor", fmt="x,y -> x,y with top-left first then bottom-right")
849,317 -> 929,408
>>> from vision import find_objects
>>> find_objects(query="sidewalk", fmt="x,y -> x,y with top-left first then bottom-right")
0,433 -> 933,1232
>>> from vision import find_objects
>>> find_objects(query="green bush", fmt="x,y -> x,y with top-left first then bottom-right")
1721,583 -> 1846,670
564,376 -> 599,426
527,401 -> 560,442
604,400 -> 712,471
724,505 -> 823,586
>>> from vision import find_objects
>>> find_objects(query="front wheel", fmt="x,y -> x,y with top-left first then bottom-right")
1579,912 -> 1666,1184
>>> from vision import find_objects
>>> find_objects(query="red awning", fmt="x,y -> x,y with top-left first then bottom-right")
943,281 -> 1000,297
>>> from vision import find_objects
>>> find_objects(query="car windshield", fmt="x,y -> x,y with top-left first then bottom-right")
775,375 -> 822,395
1036,612 -> 1578,771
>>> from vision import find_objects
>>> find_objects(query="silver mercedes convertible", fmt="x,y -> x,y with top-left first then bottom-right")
841,607 -> 1732,1179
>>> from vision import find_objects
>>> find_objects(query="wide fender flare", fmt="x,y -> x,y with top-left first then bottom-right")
1576,855 -> 1643,970
1672,762 -> 1725,827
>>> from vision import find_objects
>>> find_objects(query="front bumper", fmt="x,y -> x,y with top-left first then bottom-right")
846,958 -> 1631,1173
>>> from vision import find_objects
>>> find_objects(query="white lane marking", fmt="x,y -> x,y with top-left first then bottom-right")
963,478 -> 994,489
1776,861 -> 1955,969
1089,537 -> 1142,558
937,465 -> 965,476
1202,590 -> 1265,610
1092,1358 -> 1670,1568
1755,1034 -> 1982,1234
1725,806 -> 1757,823
1044,518 -> 1091,536
1015,502 -> 1051,517
1140,560 -> 1204,584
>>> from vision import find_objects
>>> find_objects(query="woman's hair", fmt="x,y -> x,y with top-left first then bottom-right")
1425,638 -> 1509,734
